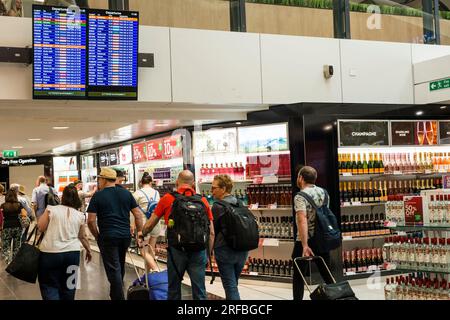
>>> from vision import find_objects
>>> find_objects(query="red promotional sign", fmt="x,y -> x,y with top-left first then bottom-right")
403,196 -> 424,226
146,139 -> 163,161
132,142 -> 147,163
162,135 -> 182,160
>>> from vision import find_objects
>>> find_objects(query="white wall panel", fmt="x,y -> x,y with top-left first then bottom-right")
413,54 -> 450,84
170,28 -> 262,104
260,34 -> 342,104
138,26 -> 172,102
340,39 -> 414,104
411,44 -> 450,64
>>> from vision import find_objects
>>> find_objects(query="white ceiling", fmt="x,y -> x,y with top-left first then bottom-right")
0,99 -> 268,156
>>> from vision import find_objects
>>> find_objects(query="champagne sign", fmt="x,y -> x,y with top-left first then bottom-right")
338,121 -> 389,146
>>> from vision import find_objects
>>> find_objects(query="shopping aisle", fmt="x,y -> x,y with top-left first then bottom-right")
0,249 -> 219,300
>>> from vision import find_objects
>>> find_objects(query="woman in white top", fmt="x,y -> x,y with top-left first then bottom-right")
37,184 -> 92,300
132,172 -> 161,271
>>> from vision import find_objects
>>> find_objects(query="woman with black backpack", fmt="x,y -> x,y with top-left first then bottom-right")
211,174 -> 253,300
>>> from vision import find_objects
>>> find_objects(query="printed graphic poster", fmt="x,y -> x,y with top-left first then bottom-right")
403,196 -> 424,226
414,121 -> 437,146
162,135 -> 183,160
53,156 -> 77,171
119,145 -> 132,165
99,151 -> 109,167
339,121 -> 389,147
439,121 -> 450,145
238,123 -> 288,153
193,128 -> 237,155
146,139 -> 163,161
391,122 -> 415,145
133,142 -> 147,163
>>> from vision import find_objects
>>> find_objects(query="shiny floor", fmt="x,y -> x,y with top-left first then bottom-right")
0,250 -> 222,300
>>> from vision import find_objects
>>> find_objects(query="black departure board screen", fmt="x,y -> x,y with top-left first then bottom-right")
33,5 -> 87,99
87,9 -> 139,100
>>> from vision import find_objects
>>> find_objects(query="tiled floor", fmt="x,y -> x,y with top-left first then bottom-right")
0,246 -> 387,300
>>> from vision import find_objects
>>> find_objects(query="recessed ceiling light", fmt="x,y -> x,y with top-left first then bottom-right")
235,122 -> 242,125
28,138 -> 41,141
12,146 -> 23,149
440,106 -> 447,110
416,111 -> 424,116
324,125 -> 333,131
53,126 -> 69,130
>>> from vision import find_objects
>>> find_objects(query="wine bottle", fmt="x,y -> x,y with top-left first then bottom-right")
363,153 -> 369,174
362,181 -> 369,203
357,153 -> 363,175
368,153 -> 374,174
353,181 -> 359,203
338,154 -> 343,175
351,154 -> 358,175
368,181 -> 375,203
354,214 -> 360,237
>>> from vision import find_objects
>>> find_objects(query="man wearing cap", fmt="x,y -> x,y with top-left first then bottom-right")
112,168 -> 126,187
74,180 -> 96,213
87,167 -> 144,300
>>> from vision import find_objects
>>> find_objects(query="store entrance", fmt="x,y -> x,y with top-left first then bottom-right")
9,165 -> 44,196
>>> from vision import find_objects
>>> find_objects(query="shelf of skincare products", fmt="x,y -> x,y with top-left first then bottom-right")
383,236 -> 450,274
384,274 -> 450,300
338,151 -> 450,177
343,247 -> 385,276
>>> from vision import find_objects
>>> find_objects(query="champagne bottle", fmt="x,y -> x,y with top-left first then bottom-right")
363,153 -> 369,174
351,154 -> 358,175
357,154 -> 363,175
368,153 -> 374,174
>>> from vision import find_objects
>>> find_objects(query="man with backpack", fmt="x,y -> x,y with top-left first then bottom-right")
31,176 -> 58,220
292,166 -> 340,300
211,174 -> 259,300
142,170 -> 215,300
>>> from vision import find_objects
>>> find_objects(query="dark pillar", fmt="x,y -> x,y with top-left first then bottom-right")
422,0 -> 441,44
333,0 -> 351,39
230,0 -> 246,32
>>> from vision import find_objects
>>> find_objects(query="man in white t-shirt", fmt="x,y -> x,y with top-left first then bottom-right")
132,172 -> 162,271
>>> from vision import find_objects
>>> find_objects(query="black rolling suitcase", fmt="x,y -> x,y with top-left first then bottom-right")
294,256 -> 358,300
127,249 -> 149,300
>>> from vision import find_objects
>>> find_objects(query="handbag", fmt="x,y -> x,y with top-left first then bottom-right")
5,226 -> 45,283
19,214 -> 30,229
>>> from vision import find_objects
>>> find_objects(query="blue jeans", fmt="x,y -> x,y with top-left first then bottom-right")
98,237 -> 131,300
167,247 -> 207,300
214,245 -> 248,300
38,251 -> 81,300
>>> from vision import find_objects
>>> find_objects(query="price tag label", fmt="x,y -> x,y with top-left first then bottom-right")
385,221 -> 397,227
342,202 -> 351,207
262,239 -> 280,247
249,204 -> 259,210
352,201 -> 362,206
439,169 -> 447,173
252,176 -> 263,184
343,236 -> 353,241
262,175 -> 279,184
267,204 -> 278,210
249,272 -> 259,276
425,170 -> 432,174
342,173 -> 352,177
345,271 -> 356,276
393,171 -> 403,175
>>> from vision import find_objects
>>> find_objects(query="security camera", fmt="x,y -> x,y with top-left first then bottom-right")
323,65 -> 334,79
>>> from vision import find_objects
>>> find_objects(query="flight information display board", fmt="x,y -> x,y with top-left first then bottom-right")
87,9 -> 139,100
33,5 -> 87,99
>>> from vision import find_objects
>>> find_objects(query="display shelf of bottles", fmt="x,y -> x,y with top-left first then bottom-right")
199,178 -> 292,185
250,207 -> 292,212
341,202 -> 387,208
338,151 -> 450,177
384,274 -> 450,300
339,173 -> 443,182
257,216 -> 295,240
383,236 -> 450,275
341,213 -> 390,238
343,235 -> 391,242
340,178 -> 444,205
387,225 -> 450,231
343,247 -> 385,276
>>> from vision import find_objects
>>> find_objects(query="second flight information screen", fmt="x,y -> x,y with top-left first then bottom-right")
88,9 -> 139,100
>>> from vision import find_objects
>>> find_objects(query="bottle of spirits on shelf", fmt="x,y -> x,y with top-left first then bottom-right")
357,153 -> 363,175
385,278 -> 395,300
363,153 -> 369,174
368,153 -> 374,174
378,153 -> 384,174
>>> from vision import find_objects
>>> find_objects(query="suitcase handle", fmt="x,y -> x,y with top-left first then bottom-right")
293,256 -> 336,295
128,249 -> 149,288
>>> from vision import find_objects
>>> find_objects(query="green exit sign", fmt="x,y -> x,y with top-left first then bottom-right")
430,78 -> 450,91
2,150 -> 18,158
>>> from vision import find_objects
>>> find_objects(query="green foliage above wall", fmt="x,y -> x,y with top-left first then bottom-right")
246,0 -> 450,20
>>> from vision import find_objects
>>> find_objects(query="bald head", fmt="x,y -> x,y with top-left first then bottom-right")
177,170 -> 195,187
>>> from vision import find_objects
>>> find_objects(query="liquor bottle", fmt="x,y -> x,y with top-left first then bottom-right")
362,182 -> 369,203
344,154 -> 351,175
363,153 -> 369,174
378,153 -> 384,174
382,180 -> 388,202
348,214 -> 355,237
374,181 -> 381,202
385,278 -> 395,300
354,214 -> 360,237
350,154 -> 357,175
368,181 -> 374,203
368,153 -> 374,174
359,249 -> 367,272
411,153 -> 417,173
341,215 -> 348,236
357,153 -> 363,175
354,182 -> 360,203
338,154 -> 343,175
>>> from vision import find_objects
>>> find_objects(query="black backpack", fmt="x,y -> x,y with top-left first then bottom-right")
215,200 -> 259,252
45,188 -> 60,207
298,190 -> 341,253
167,192 -> 210,252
